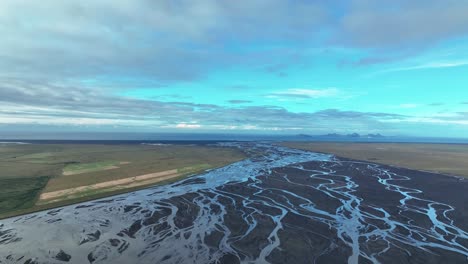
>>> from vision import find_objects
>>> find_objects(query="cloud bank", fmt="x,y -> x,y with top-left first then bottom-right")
1,1 -> 468,136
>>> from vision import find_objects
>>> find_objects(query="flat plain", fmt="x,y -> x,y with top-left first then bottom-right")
2,142 -> 467,263
0,143 -> 245,219
281,142 -> 468,178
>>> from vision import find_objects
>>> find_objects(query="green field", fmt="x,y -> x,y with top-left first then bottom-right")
65,160 -> 118,171
63,160 -> 122,175
0,176 -> 49,215
0,143 -> 245,219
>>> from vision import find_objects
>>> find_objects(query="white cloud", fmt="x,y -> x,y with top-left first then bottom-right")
0,115 -> 151,126
176,123 -> 202,129
269,88 -> 340,99
382,60 -> 468,73
383,116 -> 468,126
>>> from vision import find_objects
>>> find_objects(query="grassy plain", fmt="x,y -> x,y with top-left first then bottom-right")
282,142 -> 468,178
63,160 -> 122,175
0,143 -> 245,219
0,176 -> 49,215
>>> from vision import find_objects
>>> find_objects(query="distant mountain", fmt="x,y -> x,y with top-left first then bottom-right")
366,133 -> 384,138
296,133 -> 385,139
323,133 -> 341,137
296,134 -> 314,138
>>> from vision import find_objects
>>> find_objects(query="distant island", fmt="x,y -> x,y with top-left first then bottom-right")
297,133 -> 385,139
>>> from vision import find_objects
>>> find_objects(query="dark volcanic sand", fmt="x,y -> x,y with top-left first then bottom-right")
0,143 -> 467,264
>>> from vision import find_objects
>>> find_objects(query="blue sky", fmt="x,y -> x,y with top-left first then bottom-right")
1,0 -> 468,137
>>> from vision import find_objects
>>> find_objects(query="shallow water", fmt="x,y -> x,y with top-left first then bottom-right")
0,143 -> 467,263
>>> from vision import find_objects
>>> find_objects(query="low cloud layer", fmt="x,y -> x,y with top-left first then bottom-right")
2,79 -> 464,136
268,88 -> 340,99
0,79 -> 406,132
227,100 -> 252,104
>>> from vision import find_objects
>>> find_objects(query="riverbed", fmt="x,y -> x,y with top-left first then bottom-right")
1,143 -> 467,263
